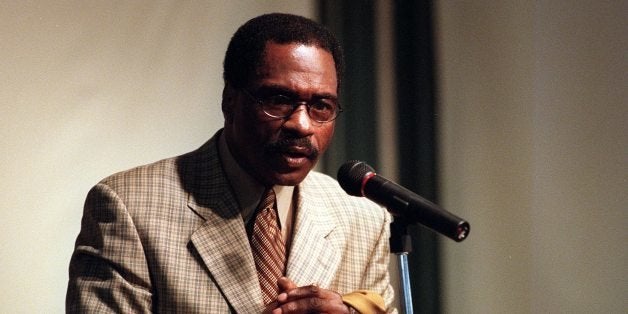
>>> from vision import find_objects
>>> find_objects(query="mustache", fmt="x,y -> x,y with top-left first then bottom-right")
265,137 -> 319,159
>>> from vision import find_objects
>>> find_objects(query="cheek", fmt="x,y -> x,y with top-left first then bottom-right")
236,111 -> 281,146
314,124 -> 335,152
229,109 -> 260,148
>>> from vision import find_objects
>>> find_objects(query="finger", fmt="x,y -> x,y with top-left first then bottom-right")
277,277 -> 299,303
279,284 -> 332,305
277,277 -> 298,292
278,293 -> 349,314
262,300 -> 281,314
277,286 -> 350,314
285,283 -> 321,300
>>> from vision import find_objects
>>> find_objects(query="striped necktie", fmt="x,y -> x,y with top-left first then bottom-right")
250,188 -> 286,304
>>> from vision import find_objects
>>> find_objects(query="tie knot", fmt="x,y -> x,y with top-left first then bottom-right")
258,188 -> 276,211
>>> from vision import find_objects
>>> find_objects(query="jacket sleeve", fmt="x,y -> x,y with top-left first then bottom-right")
66,183 -> 152,313
358,209 -> 397,313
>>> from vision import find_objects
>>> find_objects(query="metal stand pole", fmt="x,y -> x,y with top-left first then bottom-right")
390,220 -> 413,314
397,253 -> 413,314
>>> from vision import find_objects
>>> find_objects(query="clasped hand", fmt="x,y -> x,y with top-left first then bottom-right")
263,277 -> 351,314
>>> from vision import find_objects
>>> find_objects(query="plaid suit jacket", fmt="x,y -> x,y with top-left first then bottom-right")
66,131 -> 395,313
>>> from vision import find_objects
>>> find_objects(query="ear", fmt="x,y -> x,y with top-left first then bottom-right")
221,83 -> 237,123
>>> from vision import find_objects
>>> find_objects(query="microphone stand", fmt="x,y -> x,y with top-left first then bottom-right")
390,219 -> 413,314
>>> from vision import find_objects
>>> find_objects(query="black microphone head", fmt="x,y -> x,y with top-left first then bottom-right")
337,160 -> 375,196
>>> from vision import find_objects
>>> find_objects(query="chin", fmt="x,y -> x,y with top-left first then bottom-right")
262,159 -> 315,186
269,170 -> 310,186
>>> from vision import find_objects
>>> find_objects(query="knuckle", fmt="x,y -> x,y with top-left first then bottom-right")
285,302 -> 298,311
310,296 -> 323,309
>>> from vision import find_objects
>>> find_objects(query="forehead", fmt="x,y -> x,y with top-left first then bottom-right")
254,42 -> 338,95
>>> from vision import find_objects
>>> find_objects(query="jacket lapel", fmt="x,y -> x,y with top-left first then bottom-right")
189,208 -> 263,313
180,136 -> 263,313
286,182 -> 341,287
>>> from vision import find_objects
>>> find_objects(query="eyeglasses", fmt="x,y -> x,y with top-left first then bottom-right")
241,88 -> 342,123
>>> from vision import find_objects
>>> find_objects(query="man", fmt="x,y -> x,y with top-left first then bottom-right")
67,13 -> 395,313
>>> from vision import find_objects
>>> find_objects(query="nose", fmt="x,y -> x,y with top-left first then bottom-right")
283,104 -> 314,135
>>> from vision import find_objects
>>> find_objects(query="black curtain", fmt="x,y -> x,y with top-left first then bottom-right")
318,0 -> 378,172
394,1 -> 441,313
319,0 -> 441,313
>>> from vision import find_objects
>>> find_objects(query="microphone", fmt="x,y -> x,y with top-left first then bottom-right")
337,160 -> 470,242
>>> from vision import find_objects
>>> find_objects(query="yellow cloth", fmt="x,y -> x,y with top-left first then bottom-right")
342,290 -> 386,314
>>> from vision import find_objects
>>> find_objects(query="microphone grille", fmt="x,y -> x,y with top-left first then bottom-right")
337,160 -> 375,196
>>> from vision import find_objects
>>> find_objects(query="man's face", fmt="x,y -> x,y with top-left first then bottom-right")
223,42 -> 338,186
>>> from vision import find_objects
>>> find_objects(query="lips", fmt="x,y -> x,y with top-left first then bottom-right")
282,145 -> 314,158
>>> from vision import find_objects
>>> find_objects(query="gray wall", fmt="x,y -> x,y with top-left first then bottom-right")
436,1 -> 626,313
0,1 -> 314,312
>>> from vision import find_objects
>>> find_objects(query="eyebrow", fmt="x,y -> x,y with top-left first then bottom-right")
255,84 -> 338,101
